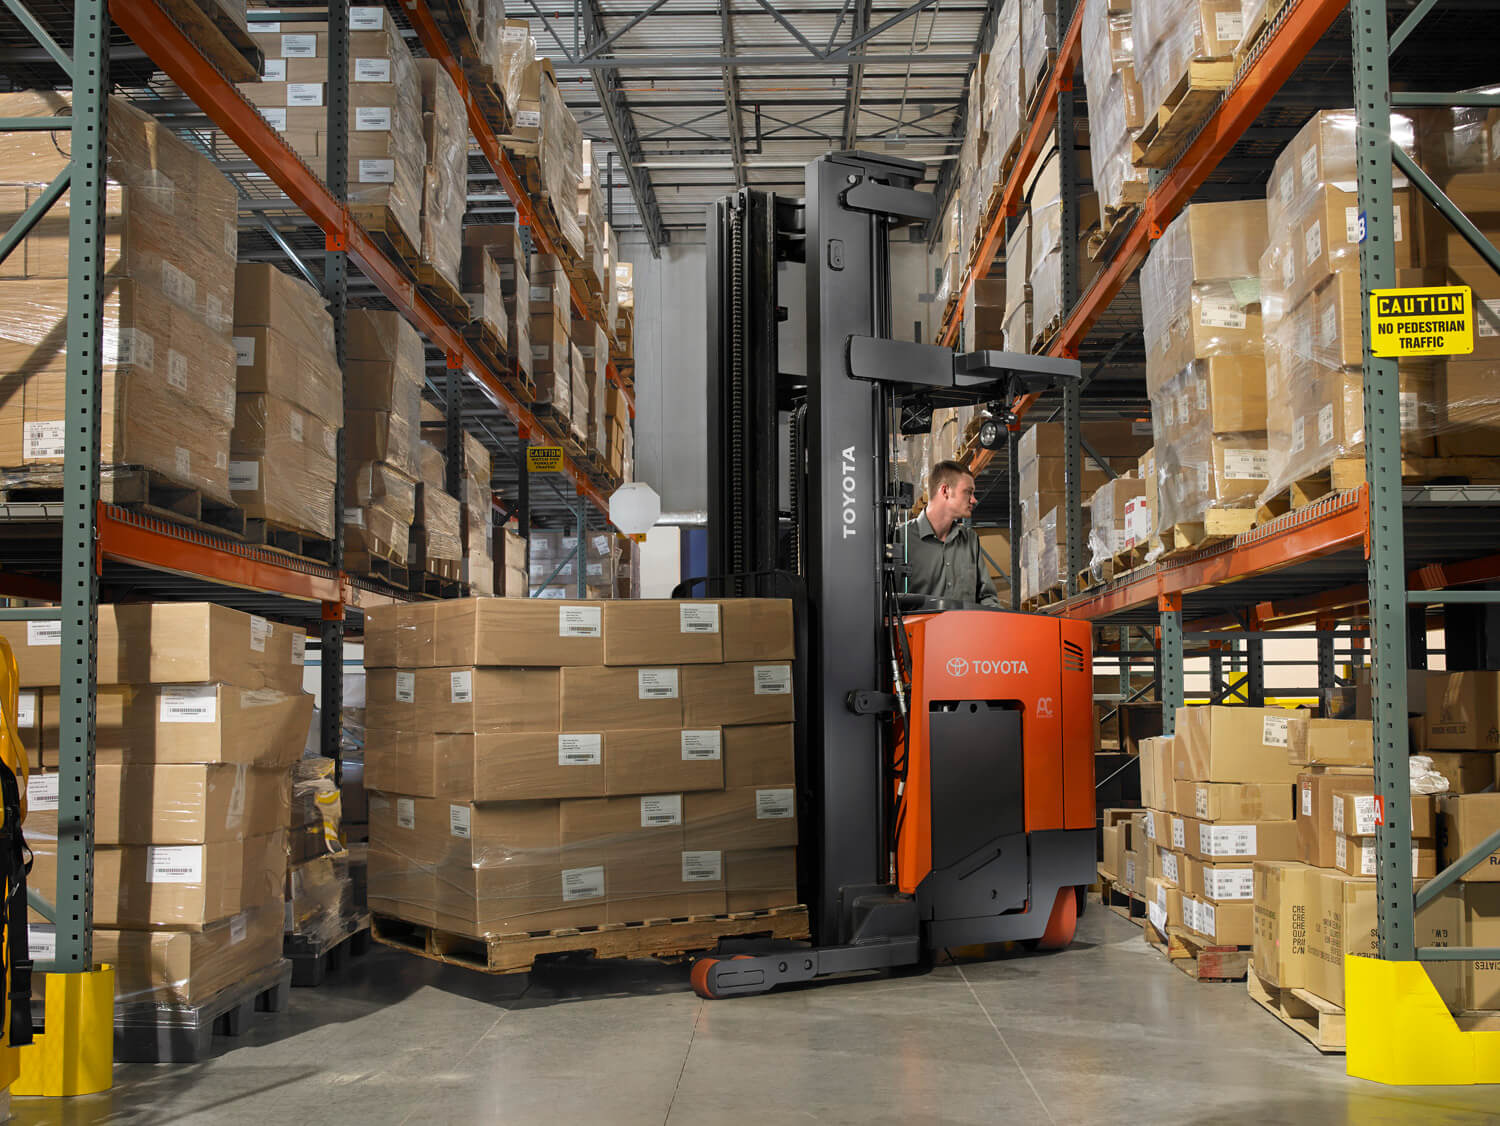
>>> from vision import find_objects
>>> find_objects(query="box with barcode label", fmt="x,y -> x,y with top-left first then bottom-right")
1175,705 -> 1307,784
681,662 -> 795,728
365,666 -> 559,734
603,847 -> 726,923
684,786 -> 798,851
1181,815 -> 1299,864
602,727 -> 725,797
558,665 -> 683,730
559,794 -> 686,866
601,601 -> 725,666
420,597 -> 606,667
1295,769 -> 1376,868
81,763 -> 291,846
1176,780 -> 1295,824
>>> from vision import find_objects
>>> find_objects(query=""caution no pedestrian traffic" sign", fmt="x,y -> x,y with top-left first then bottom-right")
526,445 -> 564,472
1369,285 -> 1474,357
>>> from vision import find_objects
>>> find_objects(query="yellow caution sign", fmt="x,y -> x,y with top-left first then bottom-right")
1369,285 -> 1473,357
526,445 -> 564,473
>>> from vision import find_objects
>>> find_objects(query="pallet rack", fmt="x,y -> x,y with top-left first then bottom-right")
0,0 -> 634,975
935,0 -> 1500,1079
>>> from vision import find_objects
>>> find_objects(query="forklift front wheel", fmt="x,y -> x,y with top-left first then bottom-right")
690,955 -> 754,999
1033,884 -> 1081,951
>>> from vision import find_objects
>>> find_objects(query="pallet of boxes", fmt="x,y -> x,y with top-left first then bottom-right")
345,311 -> 425,590
0,93 -> 241,534
1135,706 -> 1305,983
8,606 -> 309,1062
285,755 -> 370,986
465,223 -> 531,395
1079,0 -> 1150,252
530,254 -> 576,444
1097,809 -> 1149,920
1141,200 -> 1269,554
410,435 -> 465,596
530,530 -> 614,600
360,598 -> 808,974
243,8 -> 425,269
1129,0 -> 1244,168
1016,421 -> 1151,607
1241,672 -> 1500,1051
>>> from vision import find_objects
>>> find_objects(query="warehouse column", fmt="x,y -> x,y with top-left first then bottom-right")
55,0 -> 110,974
1158,594 -> 1183,735
1057,1 -> 1084,593
1316,618 -> 1337,709
1353,0 -> 1414,958
1007,423 -> 1021,610
1245,636 -> 1265,706
321,0 -> 350,766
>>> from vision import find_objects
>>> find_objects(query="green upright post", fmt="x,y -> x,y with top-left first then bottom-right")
1158,595 -> 1183,736
56,0 -> 110,972
1353,0 -> 1415,958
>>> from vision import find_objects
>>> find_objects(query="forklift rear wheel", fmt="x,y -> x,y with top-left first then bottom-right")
1030,885 -> 1080,952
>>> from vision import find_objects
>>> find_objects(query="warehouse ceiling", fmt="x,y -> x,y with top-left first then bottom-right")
513,0 -> 994,249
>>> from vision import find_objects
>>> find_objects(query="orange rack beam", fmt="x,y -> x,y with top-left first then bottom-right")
1049,486 -> 1370,621
109,0 -> 614,517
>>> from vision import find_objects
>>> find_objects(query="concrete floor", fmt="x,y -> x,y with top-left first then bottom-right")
11,908 -> 1500,1125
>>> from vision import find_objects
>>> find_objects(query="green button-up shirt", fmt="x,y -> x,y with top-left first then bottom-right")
896,512 -> 1001,607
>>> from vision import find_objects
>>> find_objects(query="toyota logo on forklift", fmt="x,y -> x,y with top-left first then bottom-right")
946,657 -> 969,677
946,657 -> 1031,677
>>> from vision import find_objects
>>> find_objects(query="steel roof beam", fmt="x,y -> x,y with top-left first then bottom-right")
722,2 -> 748,187
841,0 -> 871,147
549,51 -> 978,68
581,0 -> 669,254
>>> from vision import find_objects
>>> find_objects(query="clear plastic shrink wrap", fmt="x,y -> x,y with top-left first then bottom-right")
1139,201 -> 1269,530
16,603 -> 309,1005
243,9 -> 426,253
360,599 -> 800,934
0,93 -> 237,500
415,60 -> 467,293
1259,110 -> 1443,499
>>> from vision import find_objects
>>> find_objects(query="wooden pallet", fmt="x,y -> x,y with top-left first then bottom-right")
1167,927 -> 1250,982
372,905 -> 811,976
1257,455 -> 1500,523
1246,966 -> 1346,1052
1076,559 -> 1115,591
350,204 -> 420,279
1132,58 -> 1237,168
1,465 -> 246,539
159,0 -> 263,83
464,60 -> 512,134
345,549 -> 409,591
1087,199 -> 1143,262
242,518 -> 334,564
462,319 -> 509,375
1160,508 -> 1257,556
1098,874 -> 1146,925
1234,0 -> 1293,68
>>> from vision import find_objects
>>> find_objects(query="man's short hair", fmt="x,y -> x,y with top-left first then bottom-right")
930,459 -> 974,493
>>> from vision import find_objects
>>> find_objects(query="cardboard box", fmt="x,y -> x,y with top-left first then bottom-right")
601,601 -> 724,665
0,603 -> 305,691
365,667 -> 559,734
80,763 -> 291,845
681,663 -> 795,728
1123,850 -> 1141,894
559,794 -> 686,862
1462,884 -> 1500,1010
602,727 -> 725,796
1175,706 -> 1308,783
1439,795 -> 1500,882
684,786 -> 798,851
719,599 -> 795,663
1182,855 -> 1256,902
1425,750 -> 1497,794
559,666 -> 685,730
1333,835 -> 1438,877
1426,671 -> 1500,750
1290,718 -> 1374,767
370,793 -> 560,871
1139,736 -> 1175,813
29,831 -> 289,929
1332,791 -> 1437,839
1183,817 -> 1300,863
367,842 -> 437,925
1100,823 -> 1123,881
725,847 -> 797,912
422,598 -> 606,667
364,730 -> 606,801
1296,769 -> 1375,868
1176,781 -> 1294,823
605,848 -> 727,923
1253,860 -> 1315,989
1307,870 -> 1374,1007
1182,895 -> 1254,946
723,724 -> 795,789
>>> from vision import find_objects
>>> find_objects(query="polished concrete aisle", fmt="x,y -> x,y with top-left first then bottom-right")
13,908 -> 1500,1125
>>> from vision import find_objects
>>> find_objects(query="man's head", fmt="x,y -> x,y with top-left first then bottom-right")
928,460 -> 977,524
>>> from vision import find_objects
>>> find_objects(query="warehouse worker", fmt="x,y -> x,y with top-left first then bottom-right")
895,459 -> 1001,607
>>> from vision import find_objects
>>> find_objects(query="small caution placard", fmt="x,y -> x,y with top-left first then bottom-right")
1369,285 -> 1474,357
526,445 -> 564,473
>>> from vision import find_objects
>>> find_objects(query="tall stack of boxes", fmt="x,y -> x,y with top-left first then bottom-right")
1016,421 -> 1151,600
361,598 -> 798,935
11,605 -> 310,1009
410,439 -> 463,578
242,8 -> 425,256
530,254 -> 572,425
465,225 -> 529,384
510,57 -> 585,260
499,524 -> 529,597
414,59 -> 467,296
0,95 -> 238,499
345,311 -> 424,570
1080,0 -> 1147,220
576,141 -> 609,296
1131,0 -> 1245,135
1140,201 -> 1270,533
1259,111 -> 1434,500
231,264 -> 342,541
614,262 -> 634,358
1086,474 -> 1148,574
460,233 -> 511,354
573,317 -> 610,463
530,530 -> 614,599
605,385 -> 635,483
457,430 -> 495,596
